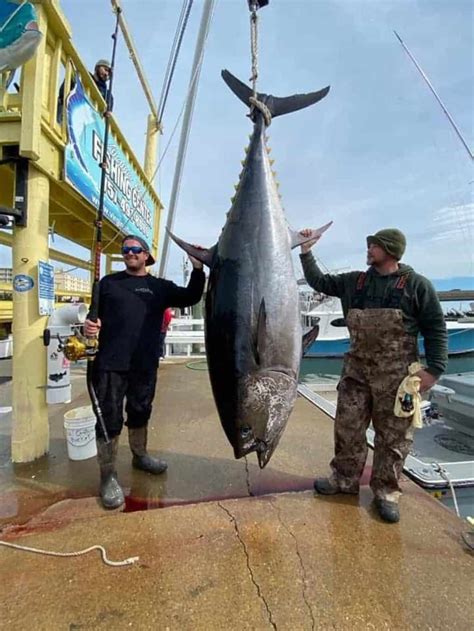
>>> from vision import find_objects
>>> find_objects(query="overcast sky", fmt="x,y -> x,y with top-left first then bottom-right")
1,0 -> 472,284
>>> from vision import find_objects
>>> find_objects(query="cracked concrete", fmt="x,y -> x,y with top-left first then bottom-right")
269,499 -> 315,630
218,501 -> 277,629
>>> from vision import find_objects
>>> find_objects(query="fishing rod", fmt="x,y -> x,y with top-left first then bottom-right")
62,6 -> 123,443
394,30 -> 473,162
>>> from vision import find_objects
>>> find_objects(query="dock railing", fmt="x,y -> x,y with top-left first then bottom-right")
165,318 -> 205,357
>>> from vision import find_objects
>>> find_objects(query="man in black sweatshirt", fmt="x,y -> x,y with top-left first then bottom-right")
299,228 -> 447,523
84,234 -> 205,509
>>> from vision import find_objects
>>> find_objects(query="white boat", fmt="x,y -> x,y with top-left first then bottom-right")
0,334 -> 12,379
430,372 -> 474,430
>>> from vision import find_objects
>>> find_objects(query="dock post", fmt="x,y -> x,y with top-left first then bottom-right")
11,166 -> 50,462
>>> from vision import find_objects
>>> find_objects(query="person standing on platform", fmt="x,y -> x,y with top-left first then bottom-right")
299,227 -> 448,523
84,235 -> 205,510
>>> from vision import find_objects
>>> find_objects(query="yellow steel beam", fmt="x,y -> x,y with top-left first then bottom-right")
19,4 -> 48,160
0,231 -> 92,271
11,165 -> 50,462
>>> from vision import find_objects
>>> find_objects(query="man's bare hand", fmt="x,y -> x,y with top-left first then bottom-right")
189,245 -> 205,270
416,369 -> 438,393
299,228 -> 321,254
84,318 -> 101,337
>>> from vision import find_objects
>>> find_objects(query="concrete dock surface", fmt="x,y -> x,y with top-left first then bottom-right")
0,361 -> 473,630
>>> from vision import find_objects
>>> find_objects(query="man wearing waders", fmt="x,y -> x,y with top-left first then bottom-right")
299,228 -> 447,523
84,235 -> 205,509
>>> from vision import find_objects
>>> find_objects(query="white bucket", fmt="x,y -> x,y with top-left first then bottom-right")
63,405 -> 97,461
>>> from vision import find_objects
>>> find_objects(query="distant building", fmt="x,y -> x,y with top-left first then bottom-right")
0,268 -> 13,284
54,269 -> 90,294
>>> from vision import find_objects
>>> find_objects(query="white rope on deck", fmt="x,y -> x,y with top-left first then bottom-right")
0,541 -> 139,567
432,463 -> 460,518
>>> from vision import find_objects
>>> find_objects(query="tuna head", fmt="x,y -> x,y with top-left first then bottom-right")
234,370 -> 298,468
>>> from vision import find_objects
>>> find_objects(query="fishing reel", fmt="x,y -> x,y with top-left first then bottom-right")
58,327 -> 99,362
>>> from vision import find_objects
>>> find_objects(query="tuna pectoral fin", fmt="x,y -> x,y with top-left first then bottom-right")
290,221 -> 333,249
221,69 -> 330,118
302,325 -> 319,356
253,299 -> 267,365
166,229 -> 215,267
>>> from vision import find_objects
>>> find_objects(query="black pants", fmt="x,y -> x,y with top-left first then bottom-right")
91,367 -> 158,439
158,331 -> 167,358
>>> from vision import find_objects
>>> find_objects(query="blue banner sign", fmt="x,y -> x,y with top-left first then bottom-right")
64,79 -> 155,244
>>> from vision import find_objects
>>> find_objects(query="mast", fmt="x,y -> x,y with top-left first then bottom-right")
158,0 -> 216,278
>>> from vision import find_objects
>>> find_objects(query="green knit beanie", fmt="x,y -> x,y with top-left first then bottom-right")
366,229 -> 406,260
95,59 -> 112,71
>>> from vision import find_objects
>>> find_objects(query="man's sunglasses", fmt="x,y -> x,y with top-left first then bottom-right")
122,246 -> 146,255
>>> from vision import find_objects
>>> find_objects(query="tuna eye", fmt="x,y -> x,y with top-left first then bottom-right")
240,426 -> 252,438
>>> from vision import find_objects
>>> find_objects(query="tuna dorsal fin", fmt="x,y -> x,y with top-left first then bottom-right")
289,221 -> 333,249
221,69 -> 330,119
166,229 -> 215,267
302,324 -> 320,356
254,298 -> 267,366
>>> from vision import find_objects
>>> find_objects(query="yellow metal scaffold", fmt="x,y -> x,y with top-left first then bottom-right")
0,0 -> 162,462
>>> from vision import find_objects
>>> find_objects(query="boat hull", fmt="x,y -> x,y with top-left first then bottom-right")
304,327 -> 474,358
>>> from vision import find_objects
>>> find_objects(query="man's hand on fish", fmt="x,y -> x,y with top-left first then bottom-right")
84,318 -> 102,337
189,245 -> 205,270
299,228 -> 321,253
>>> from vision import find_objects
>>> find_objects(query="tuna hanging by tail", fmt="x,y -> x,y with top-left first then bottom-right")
169,69 -> 332,467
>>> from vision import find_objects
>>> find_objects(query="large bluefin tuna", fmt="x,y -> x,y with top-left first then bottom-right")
169,69 -> 331,467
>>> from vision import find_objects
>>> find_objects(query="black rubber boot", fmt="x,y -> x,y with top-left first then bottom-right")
97,437 -> 124,510
129,426 -> 168,475
374,499 -> 400,523
314,477 -> 359,495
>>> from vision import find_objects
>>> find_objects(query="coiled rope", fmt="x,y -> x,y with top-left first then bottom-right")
0,541 -> 138,567
186,359 -> 208,370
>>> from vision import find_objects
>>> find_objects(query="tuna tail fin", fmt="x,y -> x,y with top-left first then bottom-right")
166,228 -> 215,267
221,69 -> 330,118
